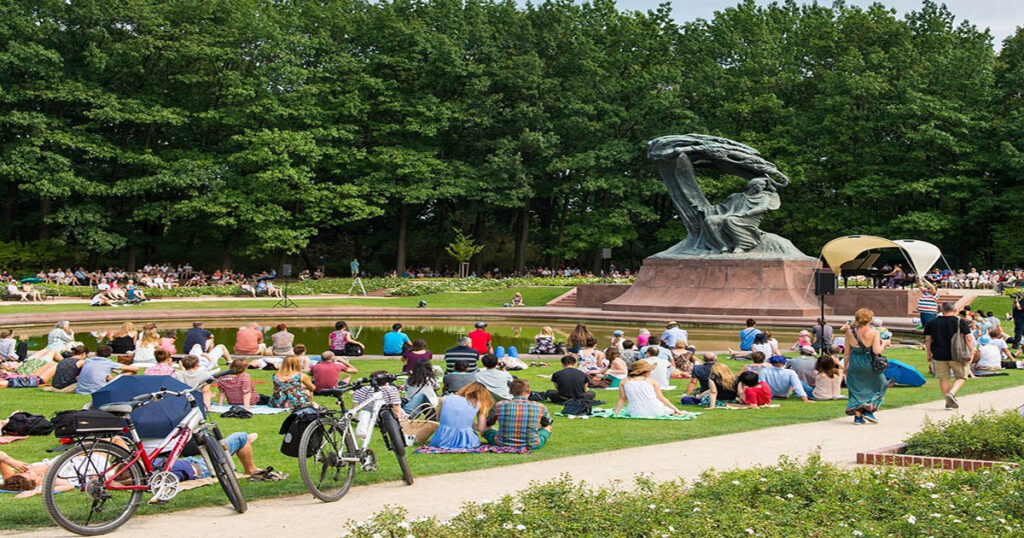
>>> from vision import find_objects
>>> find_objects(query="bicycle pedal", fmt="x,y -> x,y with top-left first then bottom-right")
147,497 -> 169,505
361,449 -> 378,472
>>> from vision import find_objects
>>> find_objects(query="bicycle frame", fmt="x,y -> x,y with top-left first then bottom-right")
343,391 -> 386,455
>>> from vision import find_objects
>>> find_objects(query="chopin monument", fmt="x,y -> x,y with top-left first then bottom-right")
604,134 -> 824,316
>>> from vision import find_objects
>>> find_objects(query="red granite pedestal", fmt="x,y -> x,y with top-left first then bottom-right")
602,258 -> 826,317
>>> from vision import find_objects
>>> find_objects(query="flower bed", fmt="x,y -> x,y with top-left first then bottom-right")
857,444 -> 1019,471
341,458 -> 1024,537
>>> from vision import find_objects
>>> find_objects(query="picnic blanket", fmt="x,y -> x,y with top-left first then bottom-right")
556,407 -> 701,420
0,436 -> 29,445
208,404 -> 288,415
414,445 -> 529,454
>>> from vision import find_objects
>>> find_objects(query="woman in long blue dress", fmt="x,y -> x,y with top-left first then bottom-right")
429,382 -> 493,449
844,308 -> 888,425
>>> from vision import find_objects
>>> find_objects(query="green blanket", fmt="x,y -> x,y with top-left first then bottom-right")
556,407 -> 701,420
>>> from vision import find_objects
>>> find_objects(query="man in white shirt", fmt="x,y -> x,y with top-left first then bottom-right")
974,330 -> 1014,370
474,353 -> 513,401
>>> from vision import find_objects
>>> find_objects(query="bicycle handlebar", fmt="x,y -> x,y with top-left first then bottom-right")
129,372 -> 229,405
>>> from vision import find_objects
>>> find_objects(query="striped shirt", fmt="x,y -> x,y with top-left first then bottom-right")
352,384 -> 402,406
488,397 -> 551,448
443,345 -> 480,374
918,291 -> 939,313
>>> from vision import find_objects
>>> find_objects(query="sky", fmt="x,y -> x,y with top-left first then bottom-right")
613,0 -> 1022,46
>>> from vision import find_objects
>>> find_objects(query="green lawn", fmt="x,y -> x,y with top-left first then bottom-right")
0,287 -> 570,315
2,347 -> 1023,530
971,295 -> 1012,319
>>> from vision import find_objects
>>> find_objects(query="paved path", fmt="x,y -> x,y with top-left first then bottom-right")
15,385 -> 1023,537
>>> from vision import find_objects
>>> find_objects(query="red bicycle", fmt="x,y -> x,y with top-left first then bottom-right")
42,374 -> 245,535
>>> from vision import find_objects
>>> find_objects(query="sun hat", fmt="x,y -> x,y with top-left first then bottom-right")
799,330 -> 810,336
799,345 -> 815,355
666,321 -> 679,327
474,321 -> 487,328
612,330 -> 624,337
629,359 -> 654,376
768,355 -> 788,365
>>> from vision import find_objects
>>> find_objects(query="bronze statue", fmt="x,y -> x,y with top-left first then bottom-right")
647,134 -> 812,260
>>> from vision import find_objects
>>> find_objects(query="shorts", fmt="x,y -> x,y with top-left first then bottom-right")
189,432 -> 248,479
933,360 -> 968,381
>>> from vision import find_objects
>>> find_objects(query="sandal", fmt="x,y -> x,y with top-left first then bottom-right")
250,466 -> 288,482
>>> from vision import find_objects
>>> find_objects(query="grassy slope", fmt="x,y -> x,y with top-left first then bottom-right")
0,287 -> 570,315
3,347 -> 1023,529
971,295 -> 1011,319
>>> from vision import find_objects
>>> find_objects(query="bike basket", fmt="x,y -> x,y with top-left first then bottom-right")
52,410 -> 128,438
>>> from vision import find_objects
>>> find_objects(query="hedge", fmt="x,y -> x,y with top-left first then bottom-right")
904,409 -> 1024,462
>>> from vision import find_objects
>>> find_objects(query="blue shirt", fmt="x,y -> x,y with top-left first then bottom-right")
739,328 -> 762,351
660,327 -> 689,348
758,366 -> 806,399
382,331 -> 411,355
76,357 -> 121,395
639,345 -> 672,362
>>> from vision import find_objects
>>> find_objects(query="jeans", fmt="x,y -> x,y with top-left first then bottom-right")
1014,321 -> 1024,348
190,432 -> 247,478
920,312 -> 937,328
402,392 -> 431,417
801,381 -> 815,400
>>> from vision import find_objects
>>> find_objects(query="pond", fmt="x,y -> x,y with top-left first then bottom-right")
16,319 -> 807,355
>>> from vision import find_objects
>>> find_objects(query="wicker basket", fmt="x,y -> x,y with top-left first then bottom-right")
401,404 -> 438,444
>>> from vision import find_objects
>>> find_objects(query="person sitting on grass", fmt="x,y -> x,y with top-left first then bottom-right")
973,329 -> 1014,371
311,351 -> 358,393
683,352 -> 718,397
740,351 -> 768,375
543,355 -> 594,403
759,355 -> 813,403
188,333 -> 232,370
429,382 -> 494,450
812,354 -> 844,400
734,371 -> 773,408
76,345 -> 140,396
620,339 -> 642,367
172,355 -> 213,408
442,360 -> 476,394
402,339 -> 433,373
0,329 -> 17,362
217,359 -> 269,409
484,379 -> 552,450
671,351 -> 697,379
151,432 -> 283,483
444,336 -> 480,373
529,326 -> 558,354
42,345 -> 89,393
402,360 -> 440,418
352,371 -> 404,437
144,349 -> 176,376
786,346 -> 818,396
474,353 -> 513,401
604,348 -> 628,388
269,355 -> 315,409
614,360 -> 682,417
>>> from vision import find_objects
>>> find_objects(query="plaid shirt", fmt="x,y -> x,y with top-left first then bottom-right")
489,396 -> 551,448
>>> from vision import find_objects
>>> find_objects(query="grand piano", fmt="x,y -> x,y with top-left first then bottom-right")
839,253 -> 882,287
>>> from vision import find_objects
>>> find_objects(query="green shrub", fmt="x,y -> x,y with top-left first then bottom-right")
903,409 -> 1024,462
341,457 -> 1024,537
384,276 -> 632,296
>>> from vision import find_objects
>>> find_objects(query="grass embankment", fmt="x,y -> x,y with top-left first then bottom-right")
2,348 -> 1023,530
971,295 -> 1012,319
0,287 -> 571,315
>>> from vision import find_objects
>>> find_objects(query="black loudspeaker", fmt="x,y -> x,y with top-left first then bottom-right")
814,270 -> 837,296
281,264 -> 292,277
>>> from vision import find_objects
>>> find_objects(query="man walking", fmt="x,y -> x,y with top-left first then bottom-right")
924,302 -> 975,409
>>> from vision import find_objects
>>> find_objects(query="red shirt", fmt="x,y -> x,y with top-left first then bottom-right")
311,362 -> 346,392
234,327 -> 263,355
744,381 -> 773,406
468,329 -> 492,354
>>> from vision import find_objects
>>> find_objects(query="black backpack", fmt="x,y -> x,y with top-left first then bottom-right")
278,408 -> 321,457
2,411 -> 54,436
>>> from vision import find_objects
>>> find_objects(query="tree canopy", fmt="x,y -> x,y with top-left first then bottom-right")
0,0 -> 1018,274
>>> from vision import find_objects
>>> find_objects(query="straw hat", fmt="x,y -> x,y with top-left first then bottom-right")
629,359 -> 654,376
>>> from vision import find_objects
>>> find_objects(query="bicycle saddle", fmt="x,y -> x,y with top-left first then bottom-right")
98,402 -> 135,415
317,388 -> 347,398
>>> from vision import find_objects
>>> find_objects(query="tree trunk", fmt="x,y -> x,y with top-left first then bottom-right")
127,244 -> 136,272
222,231 -> 238,269
38,198 -> 51,239
514,201 -> 530,272
396,204 -> 408,276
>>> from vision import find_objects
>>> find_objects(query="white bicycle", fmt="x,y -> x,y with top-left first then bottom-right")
297,373 -> 413,502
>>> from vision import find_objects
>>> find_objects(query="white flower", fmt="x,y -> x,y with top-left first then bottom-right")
786,493 -> 794,499
372,534 -> 382,538
854,531 -> 863,536
921,482 -> 935,489
694,501 -> 702,505
999,518 -> 1007,524
953,519 -> 962,524
930,513 -> 942,518
440,520 -> 452,527
397,522 -> 410,529
931,494 -> 939,498
354,522 -> 365,528
512,509 -> 522,515
503,523 -> 513,530
475,514 -> 486,520
732,480 -> 741,485
649,504 -> 657,509
977,517 -> 984,521
669,526 -> 676,532
516,525 -> 526,531
405,535 -> 415,538
481,499 -> 493,505
745,529 -> 755,535
693,507 -> 701,512
760,478 -> 768,482
907,515 -> 916,525
662,508 -> 671,513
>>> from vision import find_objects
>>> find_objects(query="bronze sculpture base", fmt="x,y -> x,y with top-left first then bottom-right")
603,258 -> 825,316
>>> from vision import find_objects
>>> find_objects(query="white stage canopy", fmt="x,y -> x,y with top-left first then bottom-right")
820,235 -> 942,277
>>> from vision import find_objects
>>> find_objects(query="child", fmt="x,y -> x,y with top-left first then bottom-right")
636,329 -> 651,348
352,371 -> 403,438
609,330 -> 625,351
173,355 -> 213,408
735,371 -> 772,408
145,349 -> 176,376
791,330 -> 812,350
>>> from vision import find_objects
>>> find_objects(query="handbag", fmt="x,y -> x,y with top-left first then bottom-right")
400,404 -> 439,445
561,398 -> 592,416
951,320 -> 973,363
851,328 -> 888,373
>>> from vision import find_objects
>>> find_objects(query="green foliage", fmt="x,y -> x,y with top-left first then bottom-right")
384,276 -> 631,296
342,458 -> 1024,536
0,240 -> 65,272
904,409 -> 1024,461
445,229 -> 485,264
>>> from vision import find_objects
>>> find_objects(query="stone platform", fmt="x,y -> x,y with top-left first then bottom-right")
603,257 -> 824,316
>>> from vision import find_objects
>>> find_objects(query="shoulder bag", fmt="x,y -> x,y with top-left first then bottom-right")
951,319 -> 973,363
852,328 -> 889,373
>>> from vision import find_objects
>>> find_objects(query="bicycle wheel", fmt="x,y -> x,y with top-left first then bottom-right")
200,432 -> 247,513
298,417 -> 357,502
42,440 -> 145,536
379,410 -> 414,485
